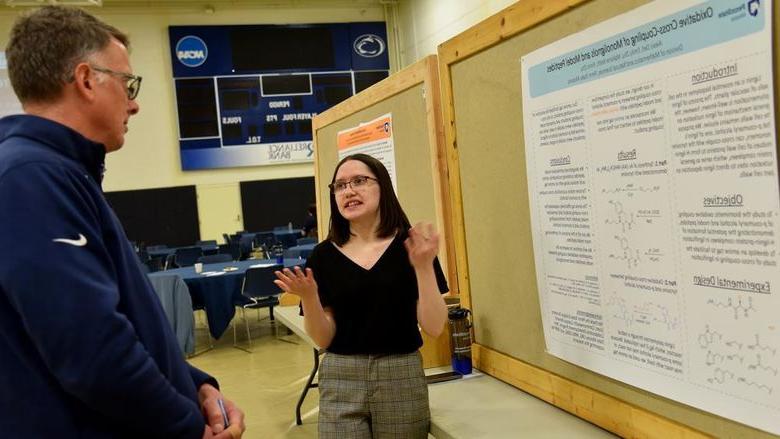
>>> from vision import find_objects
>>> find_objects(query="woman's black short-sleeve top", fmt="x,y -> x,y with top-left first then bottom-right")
305,235 -> 448,355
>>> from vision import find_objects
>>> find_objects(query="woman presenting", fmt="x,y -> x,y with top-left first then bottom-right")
274,153 -> 448,438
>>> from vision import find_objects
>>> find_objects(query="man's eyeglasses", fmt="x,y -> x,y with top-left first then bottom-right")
329,175 -> 377,194
90,65 -> 142,100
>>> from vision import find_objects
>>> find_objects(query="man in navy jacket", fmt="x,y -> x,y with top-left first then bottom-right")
0,6 -> 245,438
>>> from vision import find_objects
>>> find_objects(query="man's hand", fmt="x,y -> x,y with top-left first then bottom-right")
198,384 -> 245,438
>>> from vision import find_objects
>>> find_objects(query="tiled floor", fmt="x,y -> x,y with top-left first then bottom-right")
187,311 -> 320,439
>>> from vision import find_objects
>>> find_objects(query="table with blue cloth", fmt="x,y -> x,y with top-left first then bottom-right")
147,258 -> 304,339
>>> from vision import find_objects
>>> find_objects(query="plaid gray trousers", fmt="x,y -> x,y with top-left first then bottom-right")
318,351 -> 430,438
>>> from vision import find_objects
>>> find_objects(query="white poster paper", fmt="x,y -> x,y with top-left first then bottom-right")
521,0 -> 780,433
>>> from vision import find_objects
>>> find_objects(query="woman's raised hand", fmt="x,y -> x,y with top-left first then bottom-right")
274,266 -> 318,299
404,222 -> 439,269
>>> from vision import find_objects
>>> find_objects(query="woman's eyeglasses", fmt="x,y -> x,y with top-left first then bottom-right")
329,175 -> 377,194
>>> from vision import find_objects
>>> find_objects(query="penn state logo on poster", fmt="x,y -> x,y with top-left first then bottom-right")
176,36 -> 208,67
748,0 -> 760,17
353,34 -> 385,58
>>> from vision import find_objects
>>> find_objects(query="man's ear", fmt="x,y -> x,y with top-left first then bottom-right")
72,63 -> 97,101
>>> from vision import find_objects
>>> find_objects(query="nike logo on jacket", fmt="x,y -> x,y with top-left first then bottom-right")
52,234 -> 87,246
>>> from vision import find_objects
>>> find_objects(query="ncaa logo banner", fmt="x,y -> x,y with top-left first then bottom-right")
176,36 -> 208,67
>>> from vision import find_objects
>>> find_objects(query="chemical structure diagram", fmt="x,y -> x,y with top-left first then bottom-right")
706,296 -> 757,320
604,295 -> 679,330
706,367 -> 774,394
704,350 -> 745,367
601,185 -> 665,269
697,326 -> 777,395
601,183 -> 661,198
604,200 -> 663,233
607,234 -> 664,269
605,200 -> 636,232
609,234 -> 642,268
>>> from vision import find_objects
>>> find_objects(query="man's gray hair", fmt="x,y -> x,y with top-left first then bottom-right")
5,6 -> 129,103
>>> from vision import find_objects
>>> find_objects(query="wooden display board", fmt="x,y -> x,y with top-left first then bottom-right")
311,55 -> 457,367
439,0 -> 780,437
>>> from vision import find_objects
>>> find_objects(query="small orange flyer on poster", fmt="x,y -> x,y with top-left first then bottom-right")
336,113 -> 397,193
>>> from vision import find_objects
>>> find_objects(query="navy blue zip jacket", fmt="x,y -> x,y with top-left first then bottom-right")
0,115 -> 214,438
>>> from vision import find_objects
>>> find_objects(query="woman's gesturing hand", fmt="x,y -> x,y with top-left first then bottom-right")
274,266 -> 318,299
404,222 -> 439,270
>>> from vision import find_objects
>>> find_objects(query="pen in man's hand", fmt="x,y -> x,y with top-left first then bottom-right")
217,398 -> 230,428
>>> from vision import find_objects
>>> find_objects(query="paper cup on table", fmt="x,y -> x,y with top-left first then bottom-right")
194,262 -> 203,273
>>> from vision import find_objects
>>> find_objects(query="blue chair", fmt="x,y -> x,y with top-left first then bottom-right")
197,253 -> 232,264
136,254 -> 151,274
226,243 -> 242,261
237,234 -> 255,260
196,239 -> 219,255
187,286 -> 214,355
173,246 -> 203,267
217,243 -> 239,260
136,248 -> 149,263
145,256 -> 165,272
233,266 -> 282,351
163,253 -> 176,270
146,244 -> 168,251
297,237 -> 317,246
276,232 -> 298,249
284,246 -> 313,260
254,232 -> 277,249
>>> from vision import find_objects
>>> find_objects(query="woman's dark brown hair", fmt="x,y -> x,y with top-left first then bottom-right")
327,154 -> 410,245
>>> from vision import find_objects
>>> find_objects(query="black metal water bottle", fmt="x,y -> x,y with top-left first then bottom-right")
448,307 -> 473,375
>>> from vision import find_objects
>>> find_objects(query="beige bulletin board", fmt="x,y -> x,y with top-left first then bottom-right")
439,0 -> 780,437
311,56 -> 457,367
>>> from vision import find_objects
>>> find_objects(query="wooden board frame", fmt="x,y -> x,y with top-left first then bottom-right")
311,55 -> 458,367
438,1 -> 712,437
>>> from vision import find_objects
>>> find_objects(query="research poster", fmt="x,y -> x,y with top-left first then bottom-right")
521,0 -> 779,433
337,113 -> 398,193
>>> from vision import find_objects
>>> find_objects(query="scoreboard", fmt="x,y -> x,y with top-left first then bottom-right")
168,23 -> 389,170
